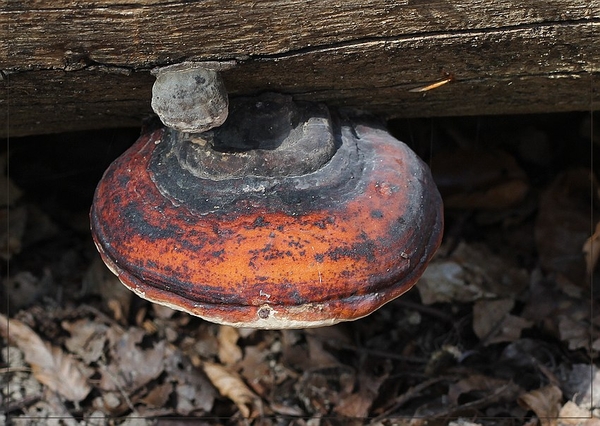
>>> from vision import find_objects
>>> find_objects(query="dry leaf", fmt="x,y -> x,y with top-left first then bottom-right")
282,326 -> 351,372
139,382 -> 173,408
335,391 -> 372,418
448,375 -> 513,406
418,242 -> 528,305
297,365 -> 355,415
62,318 -> 109,364
558,401 -> 595,426
203,361 -> 262,418
449,420 -> 484,426
335,358 -> 391,417
473,299 -> 533,345
163,344 -> 216,415
217,325 -> 242,366
100,326 -> 165,392
562,364 -> 600,411
452,242 -> 529,296
82,257 -> 133,323
473,299 -> 513,339
152,304 -> 176,319
417,260 -> 496,305
517,385 -> 562,426
239,345 -> 272,393
0,313 -> 91,402
558,316 -> 591,351
521,269 -> 561,324
306,335 -> 341,368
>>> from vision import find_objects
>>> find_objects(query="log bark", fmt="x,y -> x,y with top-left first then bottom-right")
1,0 -> 599,137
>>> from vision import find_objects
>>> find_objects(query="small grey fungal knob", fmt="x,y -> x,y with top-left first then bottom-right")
151,61 -> 234,133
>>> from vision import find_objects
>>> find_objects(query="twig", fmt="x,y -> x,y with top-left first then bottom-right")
370,376 -> 451,424
0,366 -> 31,374
392,299 -> 455,325
77,304 -> 125,333
427,383 -> 513,422
1,394 -> 41,414
99,365 -> 138,415
371,380 -> 513,424
44,390 -> 79,426
328,340 -> 427,363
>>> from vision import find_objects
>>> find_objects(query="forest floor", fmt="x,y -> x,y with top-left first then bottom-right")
1,111 -> 599,425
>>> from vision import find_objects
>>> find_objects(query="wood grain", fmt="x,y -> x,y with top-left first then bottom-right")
1,0 -> 599,137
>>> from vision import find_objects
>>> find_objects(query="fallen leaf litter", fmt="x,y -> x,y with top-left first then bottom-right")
1,113 -> 599,425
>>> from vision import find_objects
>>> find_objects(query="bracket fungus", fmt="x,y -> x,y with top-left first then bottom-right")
91,92 -> 443,329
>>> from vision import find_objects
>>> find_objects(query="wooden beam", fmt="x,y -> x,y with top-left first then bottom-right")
1,0 -> 599,137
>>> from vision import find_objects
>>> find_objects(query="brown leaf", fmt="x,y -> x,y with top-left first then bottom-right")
335,358 -> 391,418
517,385 -> 562,426
217,325 -> 242,366
562,364 -> 600,411
62,318 -> 109,364
152,304 -> 177,319
448,420 -> 485,426
558,316 -> 591,351
448,375 -> 514,406
297,365 -> 355,415
452,242 -> 530,297
82,257 -> 132,322
334,391 -> 372,418
473,299 -> 533,345
474,297 -> 505,334
0,313 -> 91,402
203,361 -> 262,418
306,335 -> 341,368
239,345 -> 272,394
558,401 -> 597,426
418,260 -> 495,304
418,242 -> 528,305
139,382 -> 173,408
163,344 -> 216,415
100,326 -> 165,392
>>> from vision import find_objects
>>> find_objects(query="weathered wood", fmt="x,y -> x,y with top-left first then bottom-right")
1,0 -> 599,137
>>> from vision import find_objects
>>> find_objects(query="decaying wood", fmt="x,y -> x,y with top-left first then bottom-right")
1,0 -> 599,137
